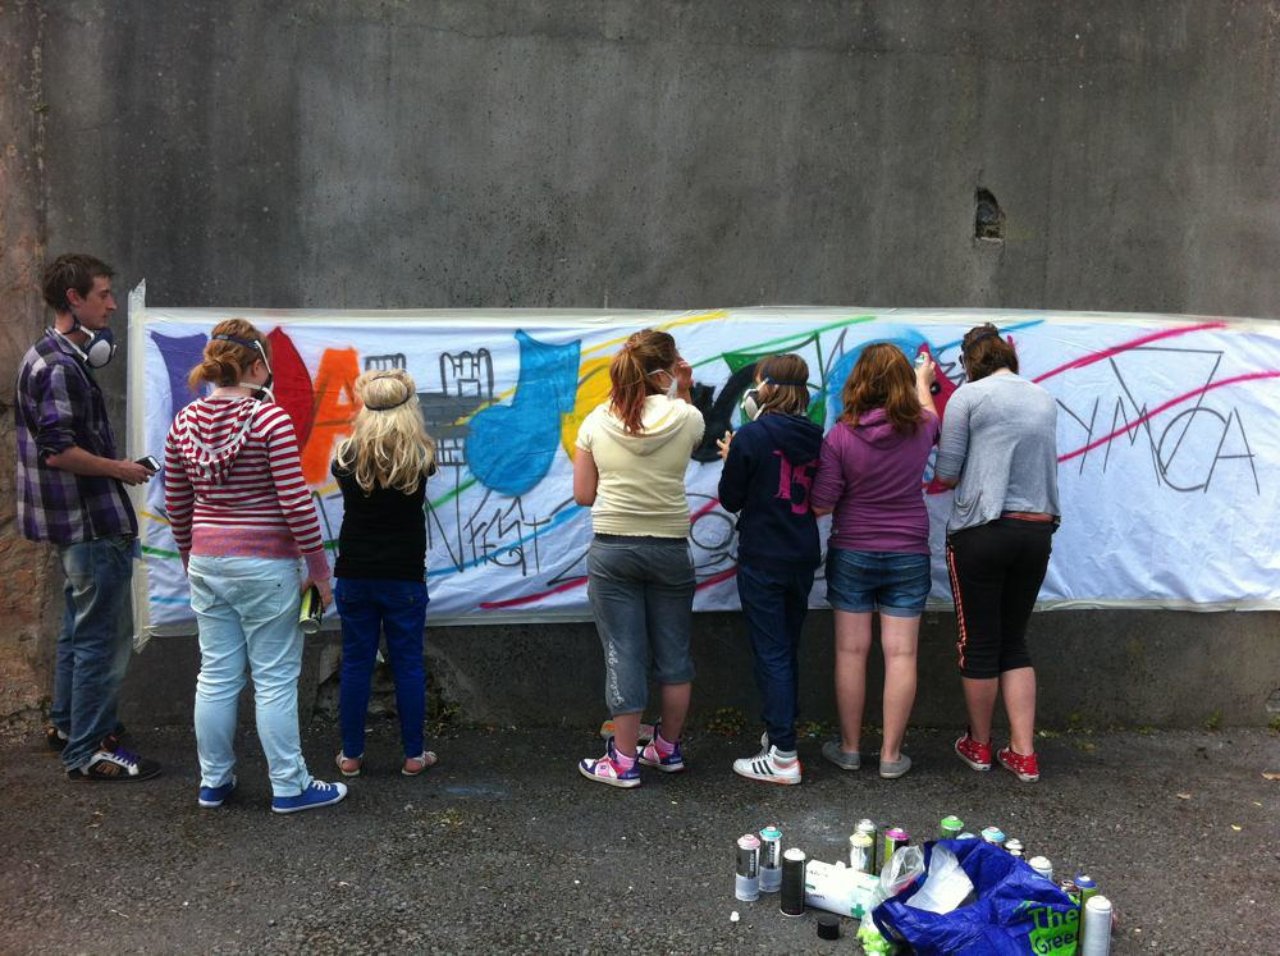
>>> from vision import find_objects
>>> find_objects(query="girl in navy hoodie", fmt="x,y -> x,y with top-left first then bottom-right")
717,354 -> 823,785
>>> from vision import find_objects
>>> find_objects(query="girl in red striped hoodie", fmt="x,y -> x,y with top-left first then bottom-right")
164,319 -> 346,814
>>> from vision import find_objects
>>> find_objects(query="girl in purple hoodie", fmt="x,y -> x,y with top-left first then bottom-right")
811,343 -> 938,779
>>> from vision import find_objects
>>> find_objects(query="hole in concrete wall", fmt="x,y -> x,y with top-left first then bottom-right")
975,188 -> 1004,242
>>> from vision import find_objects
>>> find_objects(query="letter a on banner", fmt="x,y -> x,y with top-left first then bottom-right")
302,347 -> 361,484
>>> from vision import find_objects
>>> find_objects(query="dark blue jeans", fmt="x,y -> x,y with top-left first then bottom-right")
736,562 -> 815,752
335,578 -> 429,759
52,535 -> 135,771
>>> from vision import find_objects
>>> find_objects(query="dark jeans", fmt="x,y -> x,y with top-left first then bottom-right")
52,535 -> 135,771
335,578 -> 429,758
736,562 -> 815,752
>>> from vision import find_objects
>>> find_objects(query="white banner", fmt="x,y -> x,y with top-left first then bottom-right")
127,292 -> 1280,634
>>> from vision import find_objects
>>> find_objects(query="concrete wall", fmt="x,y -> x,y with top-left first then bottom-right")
4,0 -> 1278,729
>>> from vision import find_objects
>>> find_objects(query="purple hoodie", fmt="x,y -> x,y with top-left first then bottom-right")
810,408 -> 940,554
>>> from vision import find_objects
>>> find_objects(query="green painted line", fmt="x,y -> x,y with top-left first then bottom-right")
431,475 -> 477,509
689,314 -> 877,369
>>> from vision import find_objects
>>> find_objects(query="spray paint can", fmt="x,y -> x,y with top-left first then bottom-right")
1080,894 -> 1113,956
848,832 -> 874,874
1075,873 -> 1098,909
1004,838 -> 1025,858
759,826 -> 783,894
980,826 -> 1005,848
299,584 -> 324,634
882,827 -> 910,870
1028,856 -> 1054,881
1059,879 -> 1081,907
780,848 -> 807,916
939,815 -> 964,840
855,819 -> 879,872
735,834 -> 761,902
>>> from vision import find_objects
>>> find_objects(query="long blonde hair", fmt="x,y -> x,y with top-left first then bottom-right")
333,370 -> 436,494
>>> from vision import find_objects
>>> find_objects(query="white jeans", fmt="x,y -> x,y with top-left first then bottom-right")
188,555 -> 312,797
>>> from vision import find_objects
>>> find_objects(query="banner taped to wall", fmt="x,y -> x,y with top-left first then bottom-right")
126,287 -> 1280,634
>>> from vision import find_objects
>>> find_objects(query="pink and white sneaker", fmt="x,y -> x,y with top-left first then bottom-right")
579,738 -> 641,789
638,727 -> 685,773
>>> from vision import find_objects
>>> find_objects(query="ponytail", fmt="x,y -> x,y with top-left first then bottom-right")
608,329 -> 679,434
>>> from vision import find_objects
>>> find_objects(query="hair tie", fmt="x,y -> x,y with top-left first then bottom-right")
764,377 -> 809,387
212,332 -> 261,350
367,390 -> 414,412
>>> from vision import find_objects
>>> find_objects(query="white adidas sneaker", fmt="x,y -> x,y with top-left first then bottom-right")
732,745 -> 802,785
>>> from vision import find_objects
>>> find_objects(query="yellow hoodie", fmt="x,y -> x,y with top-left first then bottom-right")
575,395 -> 705,537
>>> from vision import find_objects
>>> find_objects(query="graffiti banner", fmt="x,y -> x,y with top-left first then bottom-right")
126,288 -> 1280,634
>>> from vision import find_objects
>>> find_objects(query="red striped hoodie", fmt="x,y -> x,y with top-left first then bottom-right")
163,397 -> 330,582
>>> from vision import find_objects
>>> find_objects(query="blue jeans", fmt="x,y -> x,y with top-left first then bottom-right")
335,577 -> 429,759
52,535 -> 136,771
737,562 -> 815,752
587,535 -> 695,716
188,555 -> 312,798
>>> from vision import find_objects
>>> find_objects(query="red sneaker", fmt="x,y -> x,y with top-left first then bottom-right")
997,747 -> 1041,783
954,731 -> 993,771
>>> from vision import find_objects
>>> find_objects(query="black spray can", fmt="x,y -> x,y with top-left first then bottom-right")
780,848 -> 807,916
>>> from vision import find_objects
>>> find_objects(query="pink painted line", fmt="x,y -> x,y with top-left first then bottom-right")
480,575 -> 588,610
1058,370 -> 1280,463
695,566 -> 739,591
1032,322 -> 1227,384
690,498 -> 722,522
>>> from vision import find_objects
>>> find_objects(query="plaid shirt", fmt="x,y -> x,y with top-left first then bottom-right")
14,331 -> 137,544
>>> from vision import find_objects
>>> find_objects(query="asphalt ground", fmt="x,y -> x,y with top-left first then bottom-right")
1,718 -> 1276,954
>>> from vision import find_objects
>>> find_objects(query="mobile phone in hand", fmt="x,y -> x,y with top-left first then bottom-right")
135,455 -> 160,472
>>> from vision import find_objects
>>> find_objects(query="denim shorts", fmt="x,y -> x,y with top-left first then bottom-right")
826,547 -> 931,617
587,534 -> 695,715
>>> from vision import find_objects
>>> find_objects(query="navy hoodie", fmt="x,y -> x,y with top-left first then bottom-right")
718,413 -> 824,572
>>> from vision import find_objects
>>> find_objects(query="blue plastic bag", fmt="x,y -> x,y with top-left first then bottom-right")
872,839 -> 1080,955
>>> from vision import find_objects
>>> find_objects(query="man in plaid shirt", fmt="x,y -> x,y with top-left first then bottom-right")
15,253 -> 161,781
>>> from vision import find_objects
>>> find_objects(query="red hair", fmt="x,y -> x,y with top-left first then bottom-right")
839,342 -> 924,434
608,329 -> 679,434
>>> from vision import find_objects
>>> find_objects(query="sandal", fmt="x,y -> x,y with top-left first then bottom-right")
335,752 -> 363,777
402,751 -> 438,776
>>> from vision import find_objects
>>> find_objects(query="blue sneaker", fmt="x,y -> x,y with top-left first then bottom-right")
638,723 -> 685,773
271,780 -> 348,814
198,775 -> 238,808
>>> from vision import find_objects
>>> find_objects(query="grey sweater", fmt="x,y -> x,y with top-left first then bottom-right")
935,371 -> 1060,533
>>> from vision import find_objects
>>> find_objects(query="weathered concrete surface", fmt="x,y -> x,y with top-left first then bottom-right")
4,1 -> 1280,726
120,608 -> 1280,732
1,720 -> 1276,953
0,0 -> 58,720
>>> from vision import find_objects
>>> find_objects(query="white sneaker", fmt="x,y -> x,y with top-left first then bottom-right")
733,745 -> 802,785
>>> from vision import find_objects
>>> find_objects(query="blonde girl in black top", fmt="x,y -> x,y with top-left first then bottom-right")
331,370 -> 438,777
